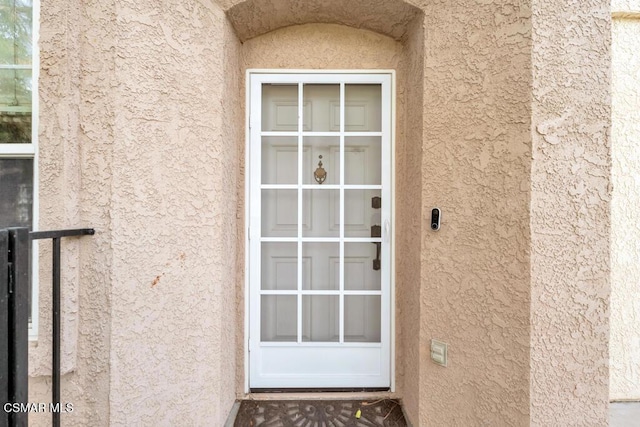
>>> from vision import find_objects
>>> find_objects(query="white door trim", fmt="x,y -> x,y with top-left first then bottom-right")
244,69 -> 396,392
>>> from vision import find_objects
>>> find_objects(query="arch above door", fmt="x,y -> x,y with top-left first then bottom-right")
223,0 -> 422,42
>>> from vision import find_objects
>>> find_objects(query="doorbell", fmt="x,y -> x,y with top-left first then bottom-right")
431,208 -> 441,231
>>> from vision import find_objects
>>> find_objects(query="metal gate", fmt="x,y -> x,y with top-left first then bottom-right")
1,227 -> 94,427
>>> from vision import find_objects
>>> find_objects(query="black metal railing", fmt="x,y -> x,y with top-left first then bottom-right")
1,227 -> 94,427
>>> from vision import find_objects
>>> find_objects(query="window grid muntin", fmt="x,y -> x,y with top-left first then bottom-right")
339,81 -> 345,343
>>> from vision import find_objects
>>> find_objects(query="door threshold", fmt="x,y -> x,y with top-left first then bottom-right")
243,389 -> 397,402
251,387 -> 390,393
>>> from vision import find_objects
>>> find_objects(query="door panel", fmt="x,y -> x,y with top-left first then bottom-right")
250,73 -> 392,389
302,295 -> 339,342
259,347 -> 383,379
303,137 -> 339,185
261,136 -> 299,184
301,242 -> 339,290
302,189 -> 340,237
303,84 -> 340,132
261,295 -> 297,342
344,243 -> 381,291
345,136 -> 381,185
260,242 -> 297,290
344,84 -> 382,131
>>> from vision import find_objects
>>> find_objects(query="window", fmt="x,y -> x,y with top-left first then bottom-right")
1,0 -> 39,336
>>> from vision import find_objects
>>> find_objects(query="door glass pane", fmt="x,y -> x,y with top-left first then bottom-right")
261,243 -> 297,290
345,295 -> 381,343
344,189 -> 381,238
303,136 -> 338,185
344,84 -> 381,132
344,243 -> 381,291
302,242 -> 339,290
302,189 -> 339,238
302,296 -> 339,342
303,84 -> 340,132
261,84 -> 298,132
261,295 -> 297,342
0,158 -> 33,228
345,136 -> 381,185
261,136 -> 298,185
261,189 -> 297,238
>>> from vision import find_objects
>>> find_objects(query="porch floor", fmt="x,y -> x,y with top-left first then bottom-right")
233,399 -> 407,426
229,399 -> 637,425
610,402 -> 640,426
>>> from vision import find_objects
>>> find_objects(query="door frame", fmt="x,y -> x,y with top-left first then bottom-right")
244,69 -> 396,393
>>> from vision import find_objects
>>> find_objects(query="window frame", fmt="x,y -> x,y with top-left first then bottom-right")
0,0 -> 40,339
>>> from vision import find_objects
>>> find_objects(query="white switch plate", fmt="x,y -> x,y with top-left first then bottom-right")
431,339 -> 448,367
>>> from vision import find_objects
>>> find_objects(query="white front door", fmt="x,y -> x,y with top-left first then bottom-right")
248,72 -> 392,389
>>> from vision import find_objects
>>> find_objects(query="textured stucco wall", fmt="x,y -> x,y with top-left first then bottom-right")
224,8 -> 245,416
531,0 -> 611,425
27,0 -> 613,425
30,1 -> 240,426
107,1 -> 238,425
241,23 -> 404,69
418,1 -> 532,425
225,0 -> 420,42
612,0 -> 640,11
611,16 -> 640,401
395,14 -> 424,424
29,0 -> 114,425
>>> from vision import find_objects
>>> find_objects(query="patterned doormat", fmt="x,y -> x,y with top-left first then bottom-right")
234,399 -> 407,427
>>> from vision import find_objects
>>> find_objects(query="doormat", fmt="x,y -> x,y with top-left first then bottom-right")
234,399 -> 408,427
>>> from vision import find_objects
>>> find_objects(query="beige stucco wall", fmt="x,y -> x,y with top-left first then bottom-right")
612,0 -> 640,11
396,14 -> 424,423
105,1 -> 240,424
26,0 -> 612,425
29,0 -> 241,425
29,0 -> 114,425
611,15 -> 640,402
224,0 -> 420,42
418,2 -> 532,425
530,0 -> 611,424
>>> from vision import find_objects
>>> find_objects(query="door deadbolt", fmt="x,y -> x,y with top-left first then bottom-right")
371,196 -> 381,209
